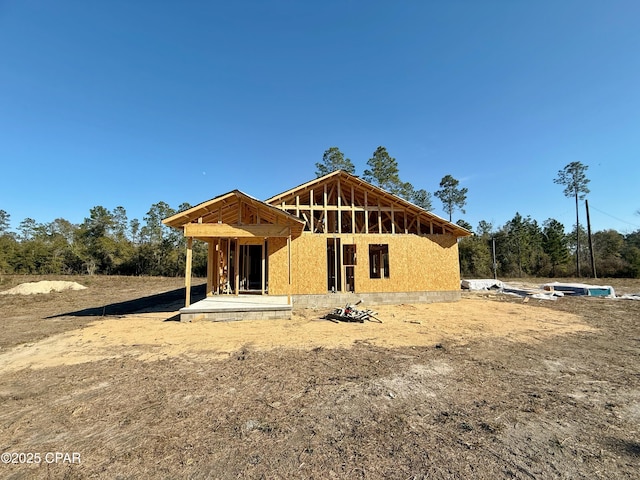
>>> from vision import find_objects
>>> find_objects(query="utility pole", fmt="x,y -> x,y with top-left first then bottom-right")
575,191 -> 581,277
492,237 -> 497,280
586,199 -> 597,278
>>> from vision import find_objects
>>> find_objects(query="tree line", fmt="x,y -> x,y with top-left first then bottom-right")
317,148 -> 640,279
458,215 -> 640,279
0,203 -> 208,277
459,161 -> 639,279
1,149 -> 638,278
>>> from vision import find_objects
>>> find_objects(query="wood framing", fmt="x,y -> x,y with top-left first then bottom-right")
163,171 -> 471,304
185,237 -> 193,306
164,190 -> 304,235
183,223 -> 292,238
264,170 -> 469,237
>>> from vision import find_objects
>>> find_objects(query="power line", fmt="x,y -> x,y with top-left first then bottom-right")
588,204 -> 640,229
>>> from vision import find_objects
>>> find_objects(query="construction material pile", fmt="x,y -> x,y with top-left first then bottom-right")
462,279 -> 617,301
323,302 -> 382,323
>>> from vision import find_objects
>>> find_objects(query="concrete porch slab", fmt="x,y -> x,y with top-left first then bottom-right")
179,295 -> 291,322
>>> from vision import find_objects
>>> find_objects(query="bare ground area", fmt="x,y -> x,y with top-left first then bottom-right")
0,275 -> 639,479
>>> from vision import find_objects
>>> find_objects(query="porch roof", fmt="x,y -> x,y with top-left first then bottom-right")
162,190 -> 305,238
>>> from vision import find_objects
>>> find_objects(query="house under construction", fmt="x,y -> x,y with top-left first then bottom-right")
162,170 -> 471,321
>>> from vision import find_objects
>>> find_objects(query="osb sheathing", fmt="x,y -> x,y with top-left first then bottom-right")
267,237 -> 289,295
267,233 -> 460,295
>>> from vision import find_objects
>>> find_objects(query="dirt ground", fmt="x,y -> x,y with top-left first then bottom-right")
0,275 -> 639,479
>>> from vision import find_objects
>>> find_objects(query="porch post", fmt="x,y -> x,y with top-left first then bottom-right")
214,239 -> 220,294
234,238 -> 240,296
225,239 -> 231,295
261,239 -> 266,295
206,240 -> 214,296
185,237 -> 193,307
287,231 -> 292,305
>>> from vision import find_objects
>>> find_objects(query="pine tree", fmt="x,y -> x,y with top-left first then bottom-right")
315,147 -> 355,177
554,162 -> 590,276
434,175 -> 468,222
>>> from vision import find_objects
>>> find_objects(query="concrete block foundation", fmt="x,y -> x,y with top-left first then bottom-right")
292,290 -> 461,309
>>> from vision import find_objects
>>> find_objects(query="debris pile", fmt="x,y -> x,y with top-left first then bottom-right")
462,279 -> 621,301
323,302 -> 383,323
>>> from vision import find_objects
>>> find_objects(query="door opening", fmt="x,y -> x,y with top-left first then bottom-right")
219,239 -> 268,294
239,244 -> 261,291
327,238 -> 341,292
238,242 -> 267,293
343,244 -> 356,292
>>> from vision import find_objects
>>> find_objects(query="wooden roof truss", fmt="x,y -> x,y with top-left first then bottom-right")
266,171 -> 470,237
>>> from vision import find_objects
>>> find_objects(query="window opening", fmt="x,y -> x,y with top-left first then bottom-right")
369,244 -> 389,279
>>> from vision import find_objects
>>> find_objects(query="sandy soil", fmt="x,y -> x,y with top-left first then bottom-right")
0,280 -> 86,295
1,275 -> 639,479
0,297 -> 591,373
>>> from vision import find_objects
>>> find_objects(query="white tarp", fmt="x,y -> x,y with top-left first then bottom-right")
461,279 -> 504,290
619,294 -> 640,301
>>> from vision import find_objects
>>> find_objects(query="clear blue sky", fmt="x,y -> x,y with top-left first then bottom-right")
2,1 -> 639,234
